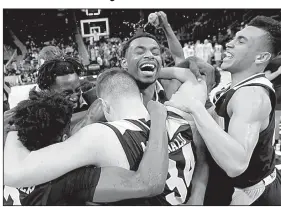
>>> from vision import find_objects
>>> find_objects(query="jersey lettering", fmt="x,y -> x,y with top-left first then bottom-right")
165,144 -> 195,205
4,185 -> 36,205
165,159 -> 188,204
4,186 -> 21,205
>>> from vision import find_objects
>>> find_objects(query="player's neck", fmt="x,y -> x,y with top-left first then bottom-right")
231,69 -> 262,87
114,99 -> 150,121
140,83 -> 157,107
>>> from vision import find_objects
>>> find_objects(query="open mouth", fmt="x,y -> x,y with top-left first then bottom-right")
223,51 -> 234,60
139,62 -> 157,72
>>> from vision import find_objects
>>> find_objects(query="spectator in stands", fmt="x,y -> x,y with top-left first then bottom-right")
183,43 -> 189,58
4,82 -> 11,112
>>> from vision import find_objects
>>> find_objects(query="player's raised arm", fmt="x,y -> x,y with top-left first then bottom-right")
156,11 -> 185,65
159,67 -> 195,83
4,123 -> 124,187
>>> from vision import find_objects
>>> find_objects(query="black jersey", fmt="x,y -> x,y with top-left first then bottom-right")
205,73 -> 276,205
4,166 -> 101,205
100,112 -> 196,205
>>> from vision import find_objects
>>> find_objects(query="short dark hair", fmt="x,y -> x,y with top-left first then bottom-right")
121,32 -> 161,58
13,91 -> 73,151
37,57 -> 84,90
248,16 -> 281,57
96,68 -> 140,100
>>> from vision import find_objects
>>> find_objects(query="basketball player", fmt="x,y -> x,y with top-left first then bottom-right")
195,40 -> 204,60
203,39 -> 213,63
70,11 -> 215,204
5,68 -> 208,205
4,91 -> 168,205
165,16 -> 281,205
183,43 -> 189,58
70,31 -> 215,204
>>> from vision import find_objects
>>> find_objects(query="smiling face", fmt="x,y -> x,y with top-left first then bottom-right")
221,26 -> 271,73
124,37 -> 162,87
50,73 -> 81,109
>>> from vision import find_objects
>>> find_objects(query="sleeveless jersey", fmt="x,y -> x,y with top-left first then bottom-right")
206,73 -> 276,204
101,112 -> 196,205
4,183 -> 50,205
4,166 -> 101,205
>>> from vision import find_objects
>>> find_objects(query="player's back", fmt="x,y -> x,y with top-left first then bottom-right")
100,113 -> 196,205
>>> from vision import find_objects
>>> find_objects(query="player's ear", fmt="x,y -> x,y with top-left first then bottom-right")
121,58 -> 128,70
99,98 -> 110,115
62,134 -> 68,142
255,52 -> 271,64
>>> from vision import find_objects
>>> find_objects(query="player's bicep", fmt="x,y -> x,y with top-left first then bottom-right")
160,67 -> 188,82
93,167 -> 148,203
228,88 -> 271,160
227,113 -> 261,160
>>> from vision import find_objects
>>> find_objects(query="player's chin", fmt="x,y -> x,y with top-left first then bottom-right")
140,77 -> 157,85
221,62 -> 230,71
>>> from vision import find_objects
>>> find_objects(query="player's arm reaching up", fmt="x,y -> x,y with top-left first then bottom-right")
156,11 -> 185,65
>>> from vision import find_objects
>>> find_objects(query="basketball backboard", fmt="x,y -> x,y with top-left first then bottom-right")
80,18 -> 109,38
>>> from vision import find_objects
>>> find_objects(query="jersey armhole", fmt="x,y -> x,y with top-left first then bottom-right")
97,122 -> 135,169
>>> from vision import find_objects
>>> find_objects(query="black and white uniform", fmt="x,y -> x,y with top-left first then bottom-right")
205,73 -> 281,205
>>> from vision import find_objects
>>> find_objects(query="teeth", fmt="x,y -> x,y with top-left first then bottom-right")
140,64 -> 155,69
224,52 -> 233,58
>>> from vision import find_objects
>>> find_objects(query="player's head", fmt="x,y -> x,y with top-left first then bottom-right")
37,57 -> 84,109
221,16 -> 281,74
38,46 -> 63,66
96,68 -> 142,122
121,32 -> 163,90
13,92 -> 73,151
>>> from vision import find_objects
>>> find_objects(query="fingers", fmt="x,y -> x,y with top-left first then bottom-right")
164,100 -> 185,111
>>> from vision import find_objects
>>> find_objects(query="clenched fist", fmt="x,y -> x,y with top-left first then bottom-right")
165,70 -> 208,114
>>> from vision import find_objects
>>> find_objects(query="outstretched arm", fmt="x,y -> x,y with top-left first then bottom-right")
157,11 -> 185,65
159,67 -> 190,82
4,123 -> 126,187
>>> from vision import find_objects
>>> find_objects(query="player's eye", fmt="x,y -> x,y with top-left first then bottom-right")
135,48 -> 145,54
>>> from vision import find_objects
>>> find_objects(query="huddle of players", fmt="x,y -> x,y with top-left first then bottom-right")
4,12 -> 281,206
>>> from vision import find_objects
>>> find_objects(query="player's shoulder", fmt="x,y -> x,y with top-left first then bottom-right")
230,86 -> 271,118
232,86 -> 270,106
78,122 -> 118,141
